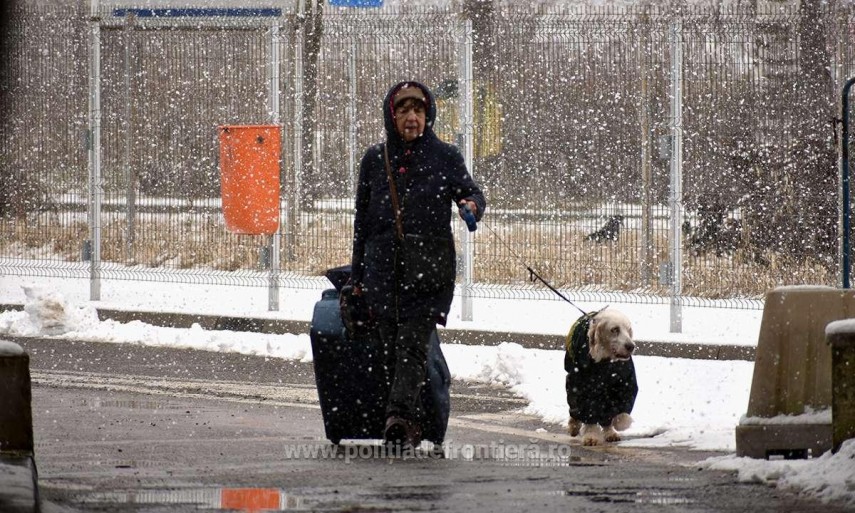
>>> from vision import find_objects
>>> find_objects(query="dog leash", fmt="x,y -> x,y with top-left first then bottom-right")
478,220 -> 605,319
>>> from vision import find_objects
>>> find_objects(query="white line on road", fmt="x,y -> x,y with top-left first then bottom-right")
32,369 -> 322,409
31,369 -> 526,410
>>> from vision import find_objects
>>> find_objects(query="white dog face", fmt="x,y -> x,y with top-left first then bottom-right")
587,309 -> 635,362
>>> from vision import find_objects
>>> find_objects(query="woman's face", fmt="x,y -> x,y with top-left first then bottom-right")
394,99 -> 426,142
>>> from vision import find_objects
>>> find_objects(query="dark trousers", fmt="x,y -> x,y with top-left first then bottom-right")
377,314 -> 436,421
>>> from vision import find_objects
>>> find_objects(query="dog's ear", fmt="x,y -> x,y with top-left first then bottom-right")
587,318 -> 601,359
586,318 -> 597,347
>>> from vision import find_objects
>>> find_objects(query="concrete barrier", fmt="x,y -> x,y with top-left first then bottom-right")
0,340 -> 33,454
826,320 -> 855,453
734,286 -> 855,458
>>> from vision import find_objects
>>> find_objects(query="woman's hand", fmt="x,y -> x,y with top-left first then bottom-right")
458,199 -> 477,218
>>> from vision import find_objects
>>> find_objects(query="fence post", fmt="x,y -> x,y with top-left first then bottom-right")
839,77 -> 855,289
87,0 -> 102,301
348,41 -> 357,197
639,15 -> 653,285
668,18 -> 683,332
287,21 -> 303,263
123,12 -> 136,265
458,16 -> 474,322
268,20 -> 281,311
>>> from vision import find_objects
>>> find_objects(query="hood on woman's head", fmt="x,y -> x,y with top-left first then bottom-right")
383,81 -> 436,139
393,84 -> 427,109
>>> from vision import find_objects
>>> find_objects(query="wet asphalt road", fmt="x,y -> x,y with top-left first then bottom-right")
13,337 -> 852,512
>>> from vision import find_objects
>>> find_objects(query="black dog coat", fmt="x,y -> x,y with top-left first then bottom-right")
564,314 -> 638,426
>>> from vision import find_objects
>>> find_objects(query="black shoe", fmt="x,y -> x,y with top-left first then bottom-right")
384,416 -> 422,450
384,416 -> 408,447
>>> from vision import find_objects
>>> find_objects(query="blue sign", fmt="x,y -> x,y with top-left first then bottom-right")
329,0 -> 383,7
113,8 -> 282,18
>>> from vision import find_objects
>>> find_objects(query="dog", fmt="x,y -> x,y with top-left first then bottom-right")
564,308 -> 638,446
586,215 -> 624,242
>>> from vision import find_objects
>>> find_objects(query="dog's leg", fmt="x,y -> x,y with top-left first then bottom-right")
603,413 -> 633,443
612,413 -> 633,432
568,417 -> 582,437
581,424 -> 603,446
603,425 -> 621,443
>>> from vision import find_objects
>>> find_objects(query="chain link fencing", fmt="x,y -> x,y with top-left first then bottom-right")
3,3 -> 855,313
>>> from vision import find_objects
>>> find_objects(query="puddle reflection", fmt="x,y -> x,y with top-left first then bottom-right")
634,490 -> 694,505
562,488 -> 695,505
80,487 -> 303,511
76,398 -> 165,410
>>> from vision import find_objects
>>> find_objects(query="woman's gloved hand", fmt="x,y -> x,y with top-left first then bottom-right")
340,283 -> 372,338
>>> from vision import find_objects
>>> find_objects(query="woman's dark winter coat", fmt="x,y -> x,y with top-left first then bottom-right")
350,81 -> 486,324
565,315 -> 638,426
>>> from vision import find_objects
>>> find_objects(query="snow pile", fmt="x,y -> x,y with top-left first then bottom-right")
442,342 -> 570,424
74,319 -> 314,363
0,288 -> 312,362
702,439 -> 855,508
0,340 -> 24,356
826,318 -> 855,337
442,342 -> 753,450
0,286 -> 99,336
740,407 -> 832,426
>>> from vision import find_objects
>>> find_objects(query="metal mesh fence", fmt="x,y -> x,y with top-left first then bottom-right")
100,19 -> 273,277
1,6 -> 89,278
3,4 -> 855,310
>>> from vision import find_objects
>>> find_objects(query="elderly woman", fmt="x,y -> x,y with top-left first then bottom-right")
349,81 -> 486,448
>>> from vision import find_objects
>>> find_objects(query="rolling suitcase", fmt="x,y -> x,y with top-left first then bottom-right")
309,266 -> 451,446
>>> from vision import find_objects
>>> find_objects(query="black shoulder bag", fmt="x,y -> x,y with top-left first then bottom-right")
383,144 -> 454,293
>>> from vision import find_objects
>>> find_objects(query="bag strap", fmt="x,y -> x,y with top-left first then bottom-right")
383,144 -> 405,241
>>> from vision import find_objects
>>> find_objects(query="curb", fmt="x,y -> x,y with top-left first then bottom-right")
0,454 -> 39,513
0,304 -> 755,361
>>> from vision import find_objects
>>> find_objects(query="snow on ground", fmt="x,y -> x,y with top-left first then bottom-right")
0,275 -> 853,506
702,441 -> 855,508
